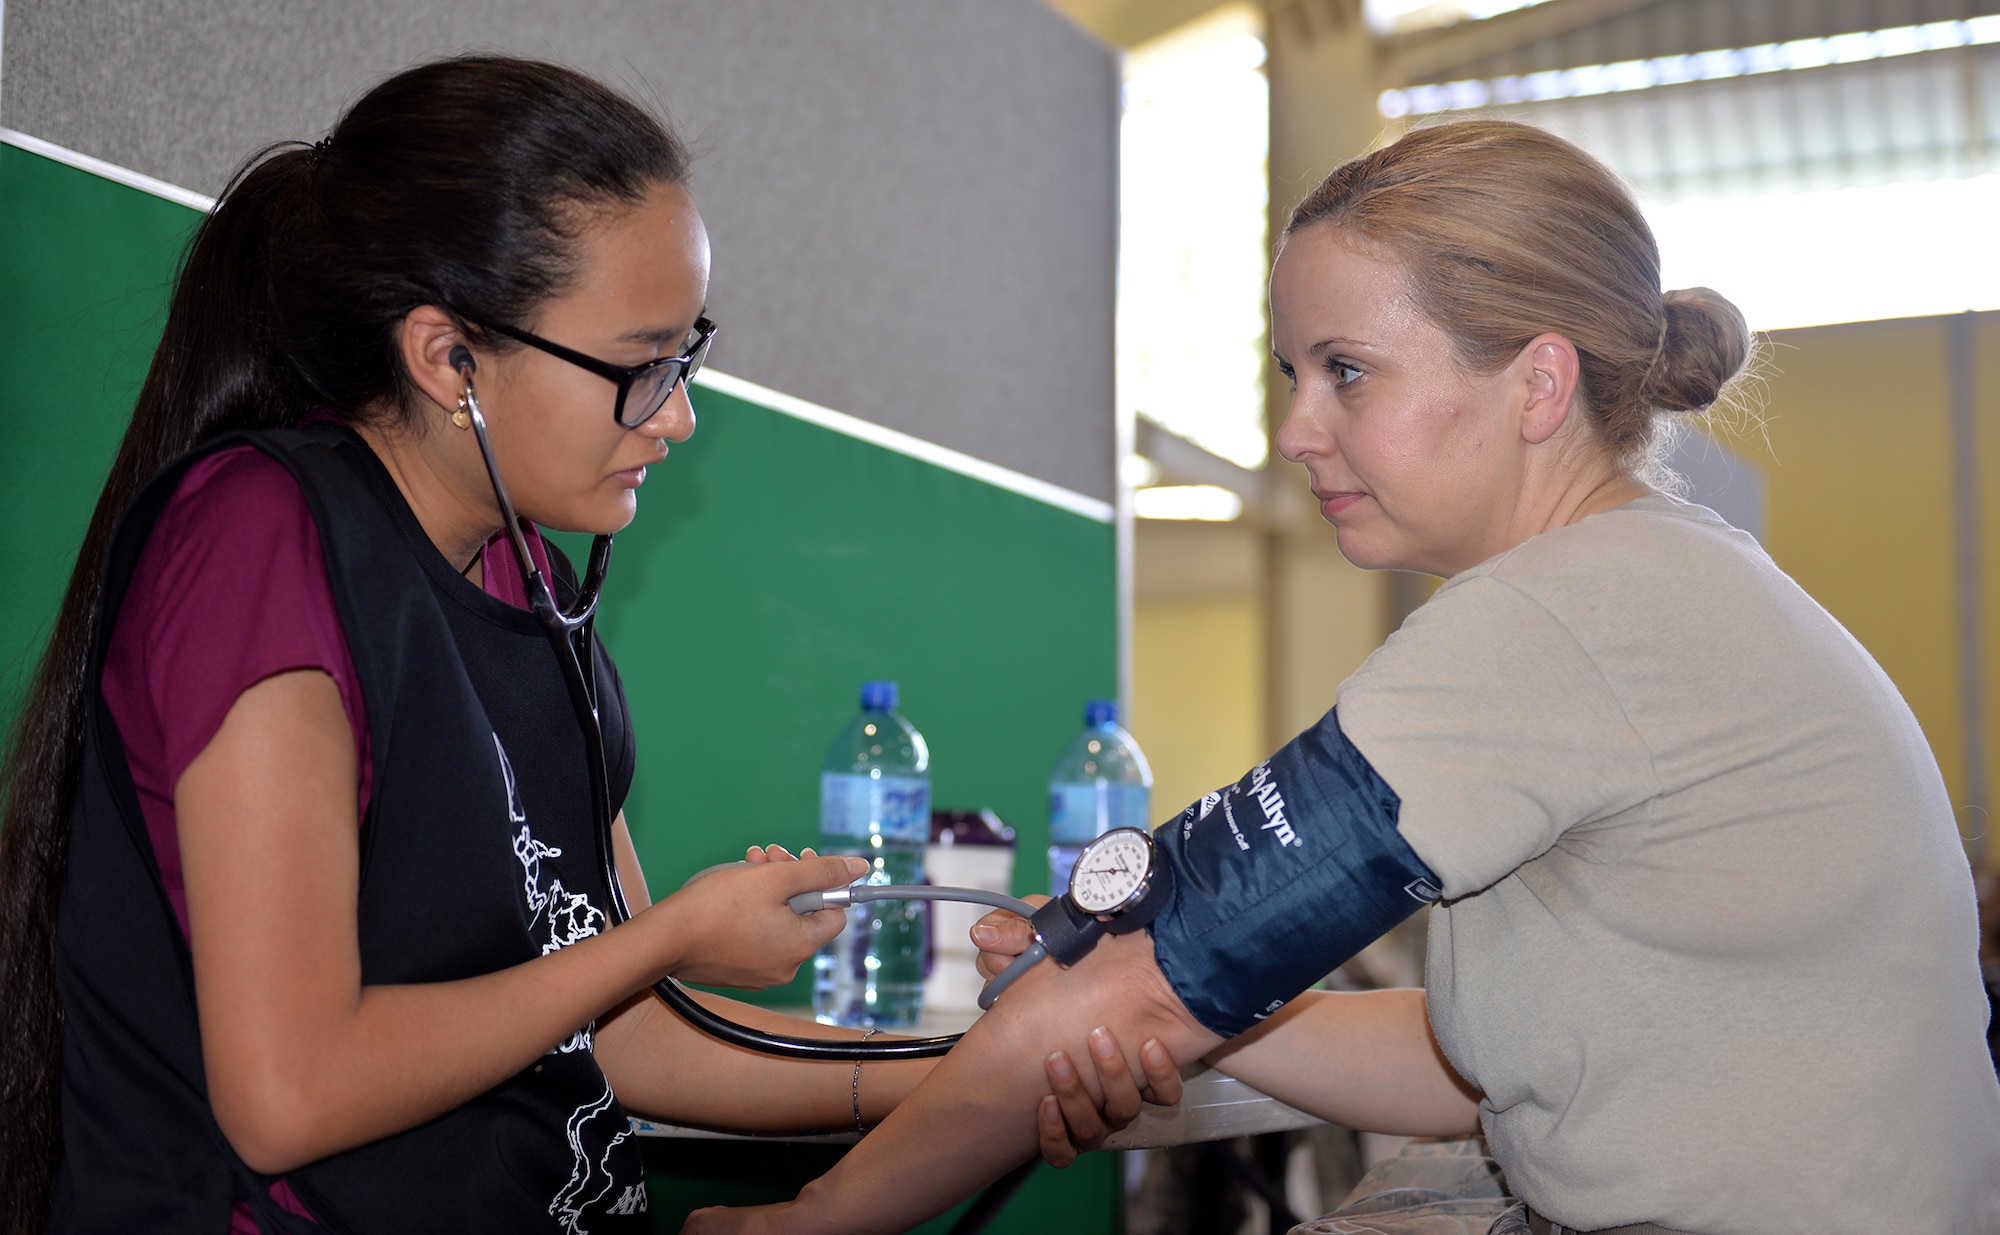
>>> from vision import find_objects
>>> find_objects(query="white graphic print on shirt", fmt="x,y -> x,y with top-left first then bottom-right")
499,733 -> 604,1056
499,732 -> 609,959
549,1079 -> 644,1233
494,734 -> 637,1229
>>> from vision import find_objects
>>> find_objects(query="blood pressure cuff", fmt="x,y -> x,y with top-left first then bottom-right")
1146,707 -> 1441,1037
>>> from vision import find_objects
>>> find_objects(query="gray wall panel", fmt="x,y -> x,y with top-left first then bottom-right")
2,0 -> 1118,499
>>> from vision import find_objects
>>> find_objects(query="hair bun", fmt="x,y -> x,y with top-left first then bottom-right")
1648,287 -> 1751,413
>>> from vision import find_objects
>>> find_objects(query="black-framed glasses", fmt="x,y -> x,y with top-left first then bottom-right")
465,313 -> 717,427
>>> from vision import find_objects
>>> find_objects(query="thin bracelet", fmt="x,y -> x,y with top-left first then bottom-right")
852,1028 -> 881,1133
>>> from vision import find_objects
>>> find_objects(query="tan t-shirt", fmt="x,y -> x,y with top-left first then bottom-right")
1338,496 -> 2000,1235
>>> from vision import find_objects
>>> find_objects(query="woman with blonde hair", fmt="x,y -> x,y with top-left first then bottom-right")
689,120 -> 2000,1235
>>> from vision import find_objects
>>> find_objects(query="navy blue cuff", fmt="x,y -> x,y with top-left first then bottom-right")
1146,707 -> 1440,1037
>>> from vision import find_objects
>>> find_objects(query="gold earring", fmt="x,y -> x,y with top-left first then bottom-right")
453,387 -> 474,430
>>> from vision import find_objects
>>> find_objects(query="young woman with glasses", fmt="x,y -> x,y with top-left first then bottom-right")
0,56 -> 1163,1234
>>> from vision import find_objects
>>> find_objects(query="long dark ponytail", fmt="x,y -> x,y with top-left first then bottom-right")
0,55 -> 687,1230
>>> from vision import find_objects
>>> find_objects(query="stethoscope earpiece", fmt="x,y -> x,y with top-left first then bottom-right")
450,345 -> 477,430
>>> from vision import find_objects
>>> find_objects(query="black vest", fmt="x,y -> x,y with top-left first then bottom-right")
51,422 -> 648,1234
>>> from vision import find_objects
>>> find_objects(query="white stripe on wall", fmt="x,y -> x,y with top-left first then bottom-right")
2,127 -> 218,212
0,126 -> 1114,524
691,370 -> 1112,523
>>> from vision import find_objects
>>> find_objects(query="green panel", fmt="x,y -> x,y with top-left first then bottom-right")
0,139 -> 1120,1234
0,142 -> 201,716
640,1141 -> 1118,1234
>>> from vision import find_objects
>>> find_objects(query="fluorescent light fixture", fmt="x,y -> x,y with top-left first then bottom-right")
1120,454 -> 1163,489
1133,485 -> 1245,521
1379,15 -> 2000,117
1365,0 -> 1555,38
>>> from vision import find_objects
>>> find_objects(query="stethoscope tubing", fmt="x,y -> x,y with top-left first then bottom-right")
783,880 -> 1037,919
456,361 -> 971,1060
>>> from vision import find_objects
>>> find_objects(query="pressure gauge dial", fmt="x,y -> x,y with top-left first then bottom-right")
996,826 -> 1177,991
1068,828 -> 1158,915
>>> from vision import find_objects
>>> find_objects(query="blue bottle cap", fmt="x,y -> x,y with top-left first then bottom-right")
1084,699 -> 1118,727
860,680 -> 899,711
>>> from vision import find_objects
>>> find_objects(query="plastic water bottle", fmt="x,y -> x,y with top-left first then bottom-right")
813,681 -> 931,1027
1048,700 -> 1153,895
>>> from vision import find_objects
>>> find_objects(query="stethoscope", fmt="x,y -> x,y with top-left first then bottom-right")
448,348 -> 1171,1060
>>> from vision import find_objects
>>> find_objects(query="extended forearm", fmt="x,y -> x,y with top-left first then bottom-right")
1204,988 -> 1481,1136
774,933 -> 1220,1235
593,990 -> 933,1133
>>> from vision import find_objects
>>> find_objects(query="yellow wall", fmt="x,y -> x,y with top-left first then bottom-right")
1979,312 -> 2000,858
1272,534 -> 1384,736
1717,310 -> 1998,849
1130,525 -> 1385,818
1131,593 -> 1267,818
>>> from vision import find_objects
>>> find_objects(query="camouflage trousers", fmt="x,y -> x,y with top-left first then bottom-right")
1290,1137 -> 1531,1235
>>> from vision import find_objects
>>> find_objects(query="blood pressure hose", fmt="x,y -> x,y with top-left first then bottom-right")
652,868 -> 1050,1055
630,868 -> 1049,1059
785,883 -> 1049,1009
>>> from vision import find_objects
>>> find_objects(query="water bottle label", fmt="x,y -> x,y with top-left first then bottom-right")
1049,782 -> 1149,843
821,772 -> 931,844
1049,843 -> 1086,896
1105,782 -> 1150,832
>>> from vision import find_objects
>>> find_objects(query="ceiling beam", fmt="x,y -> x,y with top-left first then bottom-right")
1383,0 -> 1665,85
1038,0 -> 1241,49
